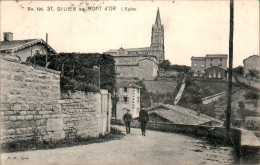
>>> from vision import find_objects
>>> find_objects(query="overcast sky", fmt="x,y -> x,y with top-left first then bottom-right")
1,0 -> 259,67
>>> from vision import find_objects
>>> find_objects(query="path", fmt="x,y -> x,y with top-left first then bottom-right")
174,74 -> 186,105
1,126 -> 235,165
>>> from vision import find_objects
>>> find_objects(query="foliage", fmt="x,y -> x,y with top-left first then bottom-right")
159,60 -> 191,73
233,66 -> 243,76
26,53 -> 116,93
248,69 -> 259,79
244,91 -> 259,100
159,60 -> 171,70
135,81 -> 150,108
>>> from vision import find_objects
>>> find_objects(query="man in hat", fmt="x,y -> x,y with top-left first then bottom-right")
123,109 -> 133,134
138,108 -> 149,136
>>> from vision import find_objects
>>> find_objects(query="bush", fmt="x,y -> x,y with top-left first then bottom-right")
244,91 -> 259,100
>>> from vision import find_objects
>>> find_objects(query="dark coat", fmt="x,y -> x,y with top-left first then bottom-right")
138,109 -> 149,123
123,113 -> 133,123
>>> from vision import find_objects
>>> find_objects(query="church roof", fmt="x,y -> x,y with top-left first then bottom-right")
126,47 -> 151,52
106,47 -> 151,53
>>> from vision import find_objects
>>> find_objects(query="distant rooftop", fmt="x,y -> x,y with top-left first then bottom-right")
147,104 -> 223,126
116,81 -> 142,89
0,39 -> 57,54
191,54 -> 228,60
143,80 -> 177,94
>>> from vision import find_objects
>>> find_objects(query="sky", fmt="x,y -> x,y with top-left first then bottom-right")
1,0 -> 259,67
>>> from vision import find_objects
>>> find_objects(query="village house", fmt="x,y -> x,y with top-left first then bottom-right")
191,54 -> 228,79
243,55 -> 260,76
115,81 -> 142,119
0,32 -> 57,62
106,8 -> 164,81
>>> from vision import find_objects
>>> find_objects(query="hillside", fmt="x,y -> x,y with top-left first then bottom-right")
178,77 -> 240,118
143,80 -> 177,94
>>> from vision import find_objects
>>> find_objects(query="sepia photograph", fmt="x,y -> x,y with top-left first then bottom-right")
0,0 -> 259,164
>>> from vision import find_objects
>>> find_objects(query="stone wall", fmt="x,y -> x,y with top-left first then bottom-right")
0,55 -> 112,144
61,90 -> 111,139
0,56 -> 65,143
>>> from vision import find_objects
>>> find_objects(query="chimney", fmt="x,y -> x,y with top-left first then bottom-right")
4,32 -> 13,42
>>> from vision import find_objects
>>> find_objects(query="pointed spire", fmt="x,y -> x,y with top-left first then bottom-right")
155,8 -> 161,25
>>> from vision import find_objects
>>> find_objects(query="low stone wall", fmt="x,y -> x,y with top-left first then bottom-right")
202,92 -> 226,104
240,129 -> 260,164
0,57 -> 65,143
61,91 -> 102,139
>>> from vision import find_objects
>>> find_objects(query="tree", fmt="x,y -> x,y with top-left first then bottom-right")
26,53 -> 116,93
233,66 -> 243,76
244,91 -> 259,100
159,60 -> 171,70
248,69 -> 259,80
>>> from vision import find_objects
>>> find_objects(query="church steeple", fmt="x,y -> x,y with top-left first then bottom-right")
151,8 -> 164,62
155,8 -> 161,25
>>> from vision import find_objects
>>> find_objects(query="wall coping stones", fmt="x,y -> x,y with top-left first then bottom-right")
0,55 -> 60,75
240,129 -> 260,147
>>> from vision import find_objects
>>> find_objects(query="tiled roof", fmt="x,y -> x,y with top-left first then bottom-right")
116,81 -> 142,89
148,104 -> 223,125
0,39 -> 57,54
113,54 -> 157,58
243,55 -> 259,62
106,47 -> 151,53
143,80 -> 177,94
0,39 -> 35,50
206,54 -> 228,58
191,56 -> 206,60
125,47 -> 151,52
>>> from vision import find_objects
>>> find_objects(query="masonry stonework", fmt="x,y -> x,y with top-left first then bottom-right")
0,55 -> 112,144
61,91 -> 104,138
0,56 -> 65,143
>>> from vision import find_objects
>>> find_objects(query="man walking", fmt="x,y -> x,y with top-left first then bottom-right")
123,109 -> 133,134
138,108 -> 149,136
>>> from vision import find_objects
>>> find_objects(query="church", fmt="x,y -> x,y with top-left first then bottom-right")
106,8 -> 165,81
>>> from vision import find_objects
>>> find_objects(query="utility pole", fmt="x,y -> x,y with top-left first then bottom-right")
98,64 -> 101,89
226,0 -> 234,137
114,65 -> 117,124
45,33 -> 48,66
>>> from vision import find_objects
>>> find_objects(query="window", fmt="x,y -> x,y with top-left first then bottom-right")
137,97 -> 140,103
123,96 -> 128,103
194,63 -> 197,67
201,65 -> 204,68
210,63 -> 212,67
220,63 -> 222,67
220,58 -> 222,62
124,87 -> 128,92
211,59 -> 213,61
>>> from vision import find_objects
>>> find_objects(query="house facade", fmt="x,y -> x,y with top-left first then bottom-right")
0,32 -> 57,62
106,9 -> 164,81
191,54 -> 228,78
110,48 -> 159,80
204,66 -> 227,80
116,82 -> 142,119
243,55 -> 260,76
